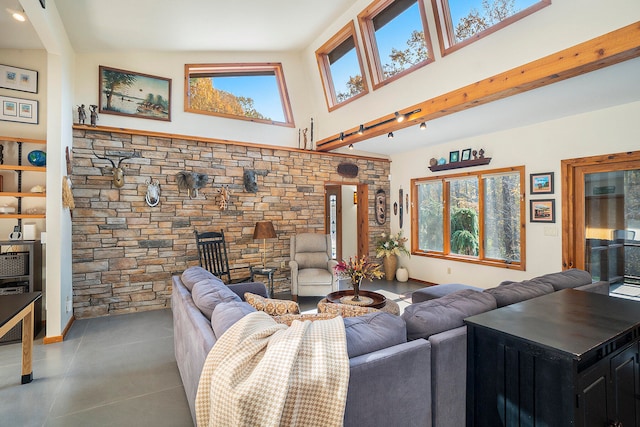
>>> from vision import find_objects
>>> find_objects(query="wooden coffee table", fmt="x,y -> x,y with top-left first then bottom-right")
0,292 -> 42,384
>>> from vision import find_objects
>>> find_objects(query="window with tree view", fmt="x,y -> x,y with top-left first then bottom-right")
185,63 -> 294,126
316,22 -> 368,111
358,0 -> 434,89
433,0 -> 550,54
412,166 -> 525,269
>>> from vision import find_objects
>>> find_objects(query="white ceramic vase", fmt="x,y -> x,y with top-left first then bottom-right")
396,267 -> 409,282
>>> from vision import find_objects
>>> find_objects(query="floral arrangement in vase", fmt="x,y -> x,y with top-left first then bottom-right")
375,230 -> 410,258
334,255 -> 383,301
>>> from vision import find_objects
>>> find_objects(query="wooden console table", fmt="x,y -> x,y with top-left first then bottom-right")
465,289 -> 640,427
0,292 -> 42,384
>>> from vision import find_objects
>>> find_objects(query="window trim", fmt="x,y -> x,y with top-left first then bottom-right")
411,165 -> 526,270
358,0 -> 435,90
315,21 -> 370,112
184,62 -> 295,127
431,0 -> 551,57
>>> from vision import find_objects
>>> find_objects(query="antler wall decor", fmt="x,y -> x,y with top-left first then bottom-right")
93,151 -> 139,188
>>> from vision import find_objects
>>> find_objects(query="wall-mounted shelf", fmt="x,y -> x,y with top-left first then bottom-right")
0,192 -> 46,198
428,157 -> 491,172
0,214 -> 45,219
0,165 -> 46,172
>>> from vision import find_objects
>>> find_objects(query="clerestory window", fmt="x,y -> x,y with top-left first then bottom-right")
432,0 -> 551,56
316,21 -> 369,111
358,0 -> 434,89
412,166 -> 526,270
185,63 -> 294,127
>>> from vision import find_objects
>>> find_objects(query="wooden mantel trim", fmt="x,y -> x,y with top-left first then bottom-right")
72,124 -> 390,163
317,21 -> 640,152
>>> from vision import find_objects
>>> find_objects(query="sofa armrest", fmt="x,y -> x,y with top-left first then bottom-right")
345,339 -> 432,427
575,280 -> 609,295
228,282 -> 268,299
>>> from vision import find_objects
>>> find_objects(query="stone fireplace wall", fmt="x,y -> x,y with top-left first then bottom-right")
71,127 -> 391,318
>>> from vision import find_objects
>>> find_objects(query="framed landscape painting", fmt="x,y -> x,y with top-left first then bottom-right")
99,66 -> 171,121
530,172 -> 554,194
0,95 -> 38,124
530,199 -> 555,223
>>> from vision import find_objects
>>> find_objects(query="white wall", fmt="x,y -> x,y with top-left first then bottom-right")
390,100 -> 640,288
301,0 -> 640,139
73,51 -> 314,148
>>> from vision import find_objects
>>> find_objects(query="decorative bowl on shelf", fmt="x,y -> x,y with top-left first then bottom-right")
27,150 -> 47,167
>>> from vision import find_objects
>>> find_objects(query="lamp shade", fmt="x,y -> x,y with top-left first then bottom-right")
253,221 -> 276,239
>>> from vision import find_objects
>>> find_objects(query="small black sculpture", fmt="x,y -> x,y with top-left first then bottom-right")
89,104 -> 98,127
77,104 -> 86,125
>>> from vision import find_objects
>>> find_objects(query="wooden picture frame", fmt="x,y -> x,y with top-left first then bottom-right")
530,199 -> 555,223
449,150 -> 460,163
0,95 -> 38,124
0,64 -> 38,93
461,148 -> 472,161
99,65 -> 171,121
530,172 -> 554,194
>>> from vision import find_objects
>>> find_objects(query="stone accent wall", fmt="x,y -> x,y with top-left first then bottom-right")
71,127 -> 391,318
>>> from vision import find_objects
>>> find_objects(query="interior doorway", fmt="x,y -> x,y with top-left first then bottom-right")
562,151 -> 640,297
325,183 -> 369,261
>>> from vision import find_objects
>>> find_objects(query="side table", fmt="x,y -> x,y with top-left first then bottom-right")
250,266 -> 277,297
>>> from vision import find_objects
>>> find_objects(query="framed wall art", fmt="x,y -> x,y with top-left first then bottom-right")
0,64 -> 38,93
461,148 -> 472,161
530,172 -> 554,194
530,199 -> 555,223
449,150 -> 460,163
0,95 -> 38,124
99,65 -> 171,121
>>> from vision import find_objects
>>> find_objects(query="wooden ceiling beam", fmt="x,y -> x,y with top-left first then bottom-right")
316,21 -> 640,152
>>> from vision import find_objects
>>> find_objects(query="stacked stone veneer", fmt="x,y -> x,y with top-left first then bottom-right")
71,127 -> 391,318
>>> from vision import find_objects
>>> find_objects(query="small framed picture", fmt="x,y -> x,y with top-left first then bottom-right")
449,150 -> 460,163
0,95 -> 38,124
530,199 -> 555,223
461,148 -> 472,161
530,172 -> 554,194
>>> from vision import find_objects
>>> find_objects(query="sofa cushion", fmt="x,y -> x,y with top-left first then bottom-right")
411,283 -> 483,303
273,312 -> 337,326
317,300 -> 379,317
533,269 -> 593,291
211,300 -> 256,339
192,279 -> 242,320
181,266 -> 221,291
402,289 -> 497,340
484,280 -> 554,307
343,312 -> 407,358
244,292 -> 300,315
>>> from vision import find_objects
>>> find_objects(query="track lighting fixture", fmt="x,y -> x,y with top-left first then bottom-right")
348,143 -> 354,150
358,124 -> 365,135
339,132 -> 344,142
388,132 -> 394,139
394,112 -> 405,123
419,122 -> 427,130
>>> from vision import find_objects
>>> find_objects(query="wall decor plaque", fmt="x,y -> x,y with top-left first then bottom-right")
337,162 -> 359,178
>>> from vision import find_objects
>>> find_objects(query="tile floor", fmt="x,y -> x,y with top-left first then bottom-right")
0,278 -> 424,427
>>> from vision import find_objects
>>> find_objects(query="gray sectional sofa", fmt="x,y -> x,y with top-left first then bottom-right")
172,266 -> 431,427
401,269 -> 609,427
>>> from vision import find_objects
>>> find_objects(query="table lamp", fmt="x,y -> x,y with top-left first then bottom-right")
253,221 -> 276,267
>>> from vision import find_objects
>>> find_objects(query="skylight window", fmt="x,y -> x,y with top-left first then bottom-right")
185,63 -> 294,127
316,22 -> 369,111
358,0 -> 434,89
433,0 -> 551,55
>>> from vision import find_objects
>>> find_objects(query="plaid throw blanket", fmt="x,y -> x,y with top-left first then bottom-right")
195,311 -> 349,427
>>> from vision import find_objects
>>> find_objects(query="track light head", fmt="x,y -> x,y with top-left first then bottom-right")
419,122 -> 427,130
339,132 -> 344,142
395,112 -> 405,123
357,124 -> 365,135
348,143 -> 354,150
388,132 -> 394,139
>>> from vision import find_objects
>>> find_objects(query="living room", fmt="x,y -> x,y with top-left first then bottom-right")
1,0 -> 639,425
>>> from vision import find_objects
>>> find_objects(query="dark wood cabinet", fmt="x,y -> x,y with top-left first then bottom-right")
466,289 -> 640,427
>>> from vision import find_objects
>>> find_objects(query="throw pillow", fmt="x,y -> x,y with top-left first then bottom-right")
192,279 -> 241,320
272,312 -> 337,326
181,266 -> 222,291
244,292 -> 300,315
317,300 -> 379,317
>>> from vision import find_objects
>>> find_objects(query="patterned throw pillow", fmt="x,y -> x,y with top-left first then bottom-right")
273,312 -> 337,326
244,292 -> 300,315
317,300 -> 379,318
